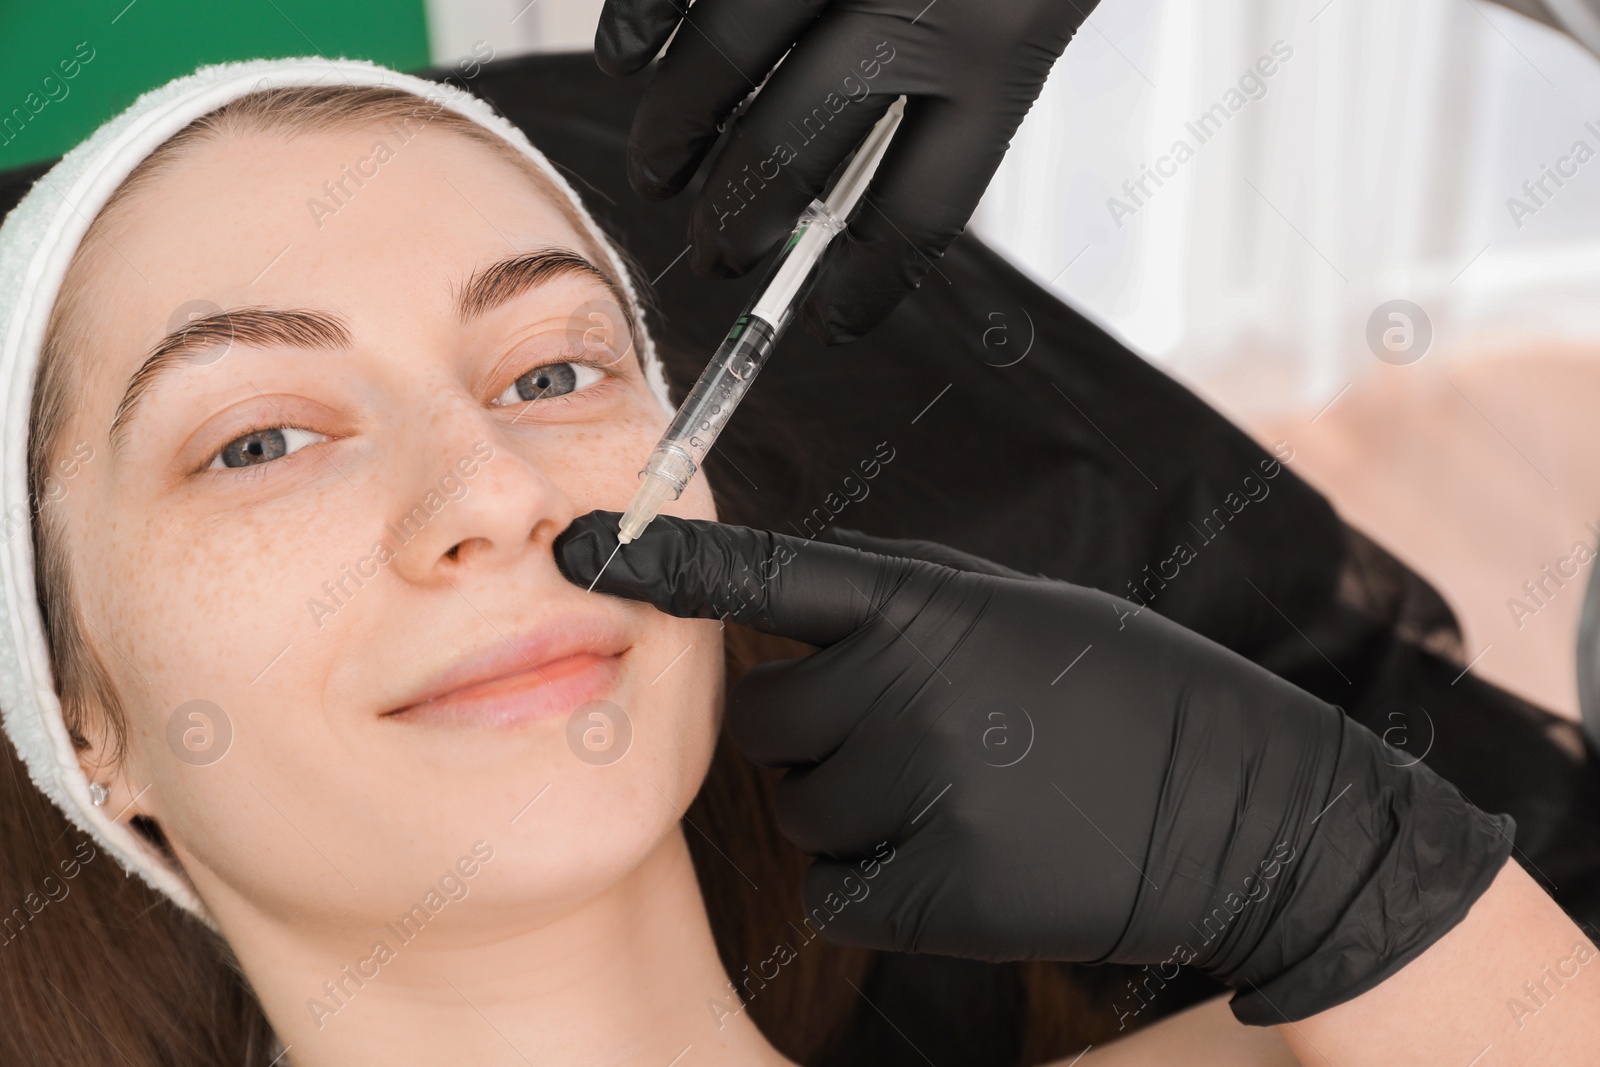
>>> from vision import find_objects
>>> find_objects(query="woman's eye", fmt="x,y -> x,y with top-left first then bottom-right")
208,426 -> 329,470
492,361 -> 605,406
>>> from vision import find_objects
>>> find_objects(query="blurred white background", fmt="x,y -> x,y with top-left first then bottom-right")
425,0 -> 608,62
972,0 -> 1600,425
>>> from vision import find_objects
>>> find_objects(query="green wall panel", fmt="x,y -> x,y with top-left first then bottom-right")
0,0 -> 430,170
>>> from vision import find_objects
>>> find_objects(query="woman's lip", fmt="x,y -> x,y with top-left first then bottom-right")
382,615 -> 632,719
385,652 -> 623,728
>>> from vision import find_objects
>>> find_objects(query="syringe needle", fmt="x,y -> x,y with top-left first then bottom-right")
588,540 -> 624,594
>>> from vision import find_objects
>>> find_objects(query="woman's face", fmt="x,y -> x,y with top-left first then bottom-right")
52,117 -> 724,934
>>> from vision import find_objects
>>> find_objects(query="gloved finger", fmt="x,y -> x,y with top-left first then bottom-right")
713,526 -> 1034,769
800,853 -> 938,953
766,669 -> 1016,857
773,751 -> 927,857
800,93 -> 1017,344
798,845 -> 1018,958
725,614 -> 914,767
595,0 -> 689,77
718,527 -> 1035,769
685,14 -> 905,276
818,526 -> 1040,580
554,509 -> 921,648
727,657 -> 849,768
624,0 -> 825,199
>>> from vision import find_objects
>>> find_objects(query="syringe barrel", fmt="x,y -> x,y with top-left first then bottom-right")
618,103 -> 904,545
616,314 -> 775,541
654,314 -> 780,492
639,197 -> 842,500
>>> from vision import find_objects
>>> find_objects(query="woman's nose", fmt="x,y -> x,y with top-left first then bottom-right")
382,396 -> 576,584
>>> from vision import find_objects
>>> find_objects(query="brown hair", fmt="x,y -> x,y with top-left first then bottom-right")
5,84 -> 1136,1065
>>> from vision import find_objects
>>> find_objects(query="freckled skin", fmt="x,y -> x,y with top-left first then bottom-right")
52,126 -> 728,1045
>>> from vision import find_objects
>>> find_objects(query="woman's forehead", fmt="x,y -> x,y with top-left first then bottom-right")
122,125 -> 585,277
70,125 -> 603,385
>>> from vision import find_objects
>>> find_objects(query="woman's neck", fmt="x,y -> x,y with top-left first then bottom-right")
220,829 -> 792,1067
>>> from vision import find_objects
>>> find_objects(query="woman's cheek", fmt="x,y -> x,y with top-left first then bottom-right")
117,504 -> 340,706
536,405 -> 680,514
649,616 -> 726,808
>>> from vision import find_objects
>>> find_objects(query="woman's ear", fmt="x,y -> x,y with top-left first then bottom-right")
70,710 -> 194,887
69,699 -> 149,823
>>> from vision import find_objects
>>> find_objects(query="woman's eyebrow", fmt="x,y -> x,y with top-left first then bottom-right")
455,247 -> 631,324
110,249 -> 634,456
110,307 -> 351,456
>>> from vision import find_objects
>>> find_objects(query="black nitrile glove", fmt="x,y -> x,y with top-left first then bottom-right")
593,0 -> 1099,344
554,512 -> 1515,1024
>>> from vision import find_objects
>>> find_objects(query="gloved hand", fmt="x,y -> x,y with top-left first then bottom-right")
554,512 -> 1515,1025
593,0 -> 1099,344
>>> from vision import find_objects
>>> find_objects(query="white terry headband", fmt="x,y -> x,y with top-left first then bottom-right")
0,57 -> 674,928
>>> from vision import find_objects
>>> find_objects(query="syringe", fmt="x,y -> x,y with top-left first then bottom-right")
615,96 -> 908,545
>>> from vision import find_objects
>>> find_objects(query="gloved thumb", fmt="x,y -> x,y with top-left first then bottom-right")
554,510 -> 910,648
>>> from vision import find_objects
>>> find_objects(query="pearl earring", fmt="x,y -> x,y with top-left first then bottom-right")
88,782 -> 108,807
